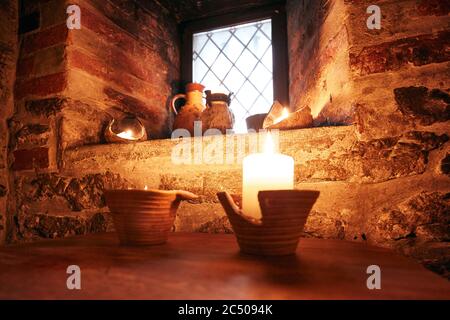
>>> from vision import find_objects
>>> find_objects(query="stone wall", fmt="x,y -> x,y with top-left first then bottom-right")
10,0 -> 179,161
1,0 -> 449,281
282,1 -> 450,277
6,0 -> 179,241
287,0 -> 450,129
0,0 -> 18,244
347,0 -> 450,141
287,0 -> 352,125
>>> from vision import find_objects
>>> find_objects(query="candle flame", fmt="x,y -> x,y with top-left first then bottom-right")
117,129 -> 135,140
274,107 -> 290,124
144,185 -> 148,190
264,132 -> 274,154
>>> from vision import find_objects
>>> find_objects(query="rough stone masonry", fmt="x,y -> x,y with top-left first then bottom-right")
0,0 -> 448,281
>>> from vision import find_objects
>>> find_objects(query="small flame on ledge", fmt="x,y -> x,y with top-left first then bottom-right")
144,185 -> 148,190
273,107 -> 290,125
117,130 -> 137,140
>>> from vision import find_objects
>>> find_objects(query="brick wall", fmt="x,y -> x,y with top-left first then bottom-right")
283,0 -> 449,278
10,0 -> 179,174
287,0 -> 450,131
10,0 -> 179,165
346,0 -> 450,140
6,0 -> 179,242
65,0 -> 179,146
0,0 -> 18,244
287,0 -> 352,125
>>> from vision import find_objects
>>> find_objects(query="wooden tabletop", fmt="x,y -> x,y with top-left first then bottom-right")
0,233 -> 448,299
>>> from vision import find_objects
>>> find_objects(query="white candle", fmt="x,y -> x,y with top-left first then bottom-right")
242,133 -> 294,219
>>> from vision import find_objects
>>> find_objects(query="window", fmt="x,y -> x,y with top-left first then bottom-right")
192,20 -> 273,133
181,5 -> 289,133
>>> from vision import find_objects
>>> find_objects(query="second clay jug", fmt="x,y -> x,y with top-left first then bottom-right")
171,83 -> 205,135
201,90 -> 234,134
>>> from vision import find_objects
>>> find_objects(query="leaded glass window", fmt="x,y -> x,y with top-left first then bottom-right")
193,19 -> 273,133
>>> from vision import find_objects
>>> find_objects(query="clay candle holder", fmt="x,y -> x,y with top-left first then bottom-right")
217,190 -> 320,256
105,189 -> 197,246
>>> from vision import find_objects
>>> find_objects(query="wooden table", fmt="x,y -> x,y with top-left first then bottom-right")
0,233 -> 448,299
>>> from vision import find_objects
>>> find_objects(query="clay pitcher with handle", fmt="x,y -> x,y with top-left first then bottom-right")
171,83 -> 205,135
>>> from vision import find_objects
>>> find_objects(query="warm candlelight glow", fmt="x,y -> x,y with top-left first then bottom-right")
264,132 -> 275,154
144,185 -> 148,190
242,132 -> 294,219
117,129 -> 136,140
273,107 -> 290,124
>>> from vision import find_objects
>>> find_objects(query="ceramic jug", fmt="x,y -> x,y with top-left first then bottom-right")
200,90 -> 234,134
171,83 -> 205,135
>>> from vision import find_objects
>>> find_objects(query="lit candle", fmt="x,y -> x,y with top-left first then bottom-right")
117,129 -> 135,140
242,132 -> 294,219
274,107 -> 290,124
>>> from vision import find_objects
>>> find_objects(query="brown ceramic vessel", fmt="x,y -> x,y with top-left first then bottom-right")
217,190 -> 320,255
105,189 -> 197,246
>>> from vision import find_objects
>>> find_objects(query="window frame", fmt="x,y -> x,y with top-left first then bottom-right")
180,3 -> 289,107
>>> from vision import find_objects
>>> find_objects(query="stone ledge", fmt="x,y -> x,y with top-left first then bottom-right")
63,125 -> 448,187
62,126 -> 356,185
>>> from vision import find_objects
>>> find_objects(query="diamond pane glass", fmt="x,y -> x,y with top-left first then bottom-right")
249,62 -> 272,90
202,71 -> 221,90
261,47 -> 272,71
193,19 -> 273,133
235,49 -> 258,76
238,80 -> 259,108
193,58 -> 208,84
211,29 -> 231,50
199,37 -> 220,66
213,54 -> 233,80
224,67 -> 246,93
250,95 -> 270,114
261,21 -> 271,40
222,36 -> 244,63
